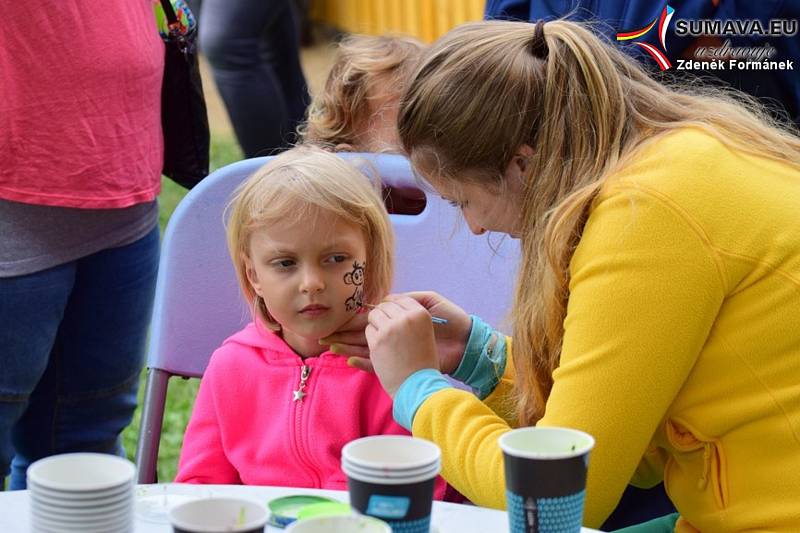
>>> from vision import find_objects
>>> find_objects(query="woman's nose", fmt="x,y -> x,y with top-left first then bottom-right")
464,215 -> 487,236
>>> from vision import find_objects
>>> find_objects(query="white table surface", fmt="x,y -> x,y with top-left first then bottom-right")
0,483 -> 601,532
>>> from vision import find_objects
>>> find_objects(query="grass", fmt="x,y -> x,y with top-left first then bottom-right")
121,136 -> 243,482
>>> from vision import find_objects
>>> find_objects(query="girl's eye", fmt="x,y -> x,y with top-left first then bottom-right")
273,259 -> 295,269
327,254 -> 347,264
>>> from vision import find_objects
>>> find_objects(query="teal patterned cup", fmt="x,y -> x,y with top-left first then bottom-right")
500,427 -> 595,533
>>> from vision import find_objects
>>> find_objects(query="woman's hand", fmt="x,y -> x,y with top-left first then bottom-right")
365,296 -> 440,397
399,291 -> 472,374
366,293 -> 472,397
320,291 -> 472,375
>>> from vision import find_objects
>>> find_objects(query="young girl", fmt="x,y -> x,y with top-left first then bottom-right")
174,146 -> 446,498
300,34 -> 423,153
299,34 -> 427,214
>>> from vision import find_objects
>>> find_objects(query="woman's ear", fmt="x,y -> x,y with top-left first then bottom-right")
513,144 -> 535,173
243,255 -> 263,297
505,143 -> 535,191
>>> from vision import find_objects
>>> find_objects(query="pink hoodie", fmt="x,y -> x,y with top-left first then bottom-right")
176,323 -> 449,498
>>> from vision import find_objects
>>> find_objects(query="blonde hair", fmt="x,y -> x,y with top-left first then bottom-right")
226,145 -> 395,330
299,34 -> 424,148
398,20 -> 800,425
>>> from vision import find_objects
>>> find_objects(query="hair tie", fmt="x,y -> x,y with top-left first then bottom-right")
529,20 -> 549,59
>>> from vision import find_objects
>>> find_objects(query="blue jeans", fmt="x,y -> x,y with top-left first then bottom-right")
0,227 -> 159,489
189,0 -> 309,157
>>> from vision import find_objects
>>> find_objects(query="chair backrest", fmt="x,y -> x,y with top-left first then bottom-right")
147,154 -> 520,378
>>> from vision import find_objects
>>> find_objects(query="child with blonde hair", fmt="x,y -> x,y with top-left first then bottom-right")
301,34 -> 423,153
299,34 -> 427,213
175,146 -> 447,498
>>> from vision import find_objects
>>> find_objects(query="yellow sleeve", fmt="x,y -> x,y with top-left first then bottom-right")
413,186 -> 724,527
631,445 -> 668,489
538,185 -> 725,527
412,340 -> 516,509
412,387 -> 510,509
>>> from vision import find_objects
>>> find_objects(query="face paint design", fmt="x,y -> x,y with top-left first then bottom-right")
344,261 -> 365,312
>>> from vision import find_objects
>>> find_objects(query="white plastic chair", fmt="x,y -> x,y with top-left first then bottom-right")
134,154 -> 520,482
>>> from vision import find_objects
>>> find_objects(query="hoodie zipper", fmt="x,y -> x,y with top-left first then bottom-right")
292,365 -> 311,402
291,364 -> 322,486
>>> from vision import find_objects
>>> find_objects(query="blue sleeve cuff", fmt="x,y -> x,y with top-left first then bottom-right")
450,315 -> 507,399
393,369 -> 453,431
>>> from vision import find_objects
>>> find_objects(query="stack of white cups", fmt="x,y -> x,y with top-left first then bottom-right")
341,436 -> 441,482
27,452 -> 136,533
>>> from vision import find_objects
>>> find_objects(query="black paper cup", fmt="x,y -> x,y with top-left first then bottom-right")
169,497 -> 268,533
342,436 -> 441,533
499,427 -> 595,533
345,470 -> 437,533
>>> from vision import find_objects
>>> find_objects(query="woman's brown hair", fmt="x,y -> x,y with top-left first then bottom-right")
398,19 -> 800,425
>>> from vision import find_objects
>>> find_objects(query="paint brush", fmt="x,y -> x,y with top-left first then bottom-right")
360,302 -> 449,324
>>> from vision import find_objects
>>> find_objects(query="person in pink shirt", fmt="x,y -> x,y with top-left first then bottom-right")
0,0 -> 162,489
175,146 -> 450,499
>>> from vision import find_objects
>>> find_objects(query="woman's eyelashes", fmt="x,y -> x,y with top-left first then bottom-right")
447,199 -> 467,209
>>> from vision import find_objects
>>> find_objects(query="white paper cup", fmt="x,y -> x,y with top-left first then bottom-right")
286,515 -> 392,532
30,485 -> 132,506
342,458 -> 440,484
27,453 -> 136,492
31,495 -> 132,519
342,435 -> 440,471
169,497 -> 268,533
32,512 -> 132,533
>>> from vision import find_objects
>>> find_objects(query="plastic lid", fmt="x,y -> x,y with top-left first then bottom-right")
297,501 -> 352,520
267,495 -> 339,529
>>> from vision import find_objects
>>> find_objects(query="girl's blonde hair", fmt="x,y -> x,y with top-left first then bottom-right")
226,145 -> 395,330
299,34 -> 424,147
398,20 -> 800,425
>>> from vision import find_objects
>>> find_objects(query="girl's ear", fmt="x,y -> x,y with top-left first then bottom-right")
243,254 -> 263,297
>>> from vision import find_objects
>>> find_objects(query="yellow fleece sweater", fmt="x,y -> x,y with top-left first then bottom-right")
412,128 -> 800,531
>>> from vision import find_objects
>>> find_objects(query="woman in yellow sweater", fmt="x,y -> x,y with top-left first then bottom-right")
338,19 -> 800,532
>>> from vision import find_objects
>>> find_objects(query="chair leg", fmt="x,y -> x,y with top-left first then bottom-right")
134,368 -> 171,484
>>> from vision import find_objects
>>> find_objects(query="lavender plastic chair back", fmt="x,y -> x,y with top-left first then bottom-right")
135,154 -> 520,482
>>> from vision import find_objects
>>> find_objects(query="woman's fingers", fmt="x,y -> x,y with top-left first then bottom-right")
320,330 -> 367,346
347,356 -> 374,373
367,302 -> 401,329
330,343 -> 370,358
382,291 -> 472,375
